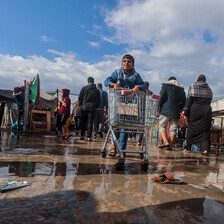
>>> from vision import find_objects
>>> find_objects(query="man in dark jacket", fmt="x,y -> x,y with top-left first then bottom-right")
93,83 -> 108,139
159,77 -> 186,150
78,77 -> 101,141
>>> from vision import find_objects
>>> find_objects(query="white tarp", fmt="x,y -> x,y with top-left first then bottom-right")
211,99 -> 224,112
211,99 -> 224,128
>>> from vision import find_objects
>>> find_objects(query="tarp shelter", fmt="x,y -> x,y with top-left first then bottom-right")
0,89 -> 57,130
211,99 -> 224,152
31,90 -> 58,130
0,89 -> 17,128
211,99 -> 224,126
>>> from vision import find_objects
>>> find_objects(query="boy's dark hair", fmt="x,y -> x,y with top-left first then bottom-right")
122,54 -> 135,64
87,77 -> 94,83
97,83 -> 102,88
168,76 -> 176,81
144,81 -> 149,89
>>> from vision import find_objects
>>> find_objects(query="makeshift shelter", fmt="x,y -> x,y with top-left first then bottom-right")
211,99 -> 224,153
31,90 -> 57,131
0,89 -> 17,128
0,89 -> 57,131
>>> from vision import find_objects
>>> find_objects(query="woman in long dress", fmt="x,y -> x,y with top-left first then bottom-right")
183,74 -> 213,155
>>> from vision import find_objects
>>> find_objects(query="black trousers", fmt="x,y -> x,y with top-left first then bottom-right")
81,110 -> 95,138
93,109 -> 105,136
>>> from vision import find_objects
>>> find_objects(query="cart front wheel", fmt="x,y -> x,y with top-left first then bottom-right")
139,153 -> 144,160
101,151 -> 106,158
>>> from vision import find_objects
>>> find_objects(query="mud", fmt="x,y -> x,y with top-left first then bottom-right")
0,130 -> 224,224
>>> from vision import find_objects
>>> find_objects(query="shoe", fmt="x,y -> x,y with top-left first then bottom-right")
159,144 -> 170,148
87,138 -> 92,142
80,136 -> 84,140
138,141 -> 142,146
166,148 -> 172,151
61,136 -> 65,139
201,151 -> 209,156
99,133 -> 103,138
65,134 -> 72,140
93,136 -> 96,139
109,147 -> 117,157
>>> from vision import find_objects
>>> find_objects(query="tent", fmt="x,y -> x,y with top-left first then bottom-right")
32,90 -> 57,130
211,99 -> 224,126
0,89 -> 17,128
0,89 -> 57,130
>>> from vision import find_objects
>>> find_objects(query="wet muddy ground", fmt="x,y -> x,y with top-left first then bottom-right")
0,130 -> 224,224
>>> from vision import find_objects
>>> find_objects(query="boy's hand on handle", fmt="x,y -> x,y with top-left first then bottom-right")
132,85 -> 141,92
110,83 -> 121,91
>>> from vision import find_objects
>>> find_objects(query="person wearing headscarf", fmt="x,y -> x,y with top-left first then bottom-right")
59,88 -> 72,139
183,74 -> 213,155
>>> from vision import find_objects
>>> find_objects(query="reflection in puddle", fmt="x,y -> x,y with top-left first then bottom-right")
0,131 -> 224,223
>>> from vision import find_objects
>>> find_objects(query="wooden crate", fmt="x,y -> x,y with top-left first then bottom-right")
30,110 -> 51,132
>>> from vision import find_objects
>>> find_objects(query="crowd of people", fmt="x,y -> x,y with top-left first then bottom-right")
14,54 -> 212,156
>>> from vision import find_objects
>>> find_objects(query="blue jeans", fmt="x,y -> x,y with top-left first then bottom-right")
112,129 -> 128,150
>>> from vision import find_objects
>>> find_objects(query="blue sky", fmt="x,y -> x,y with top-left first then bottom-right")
0,0 -> 224,99
0,0 -> 120,62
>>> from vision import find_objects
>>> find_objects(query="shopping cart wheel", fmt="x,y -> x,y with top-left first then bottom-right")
101,151 -> 106,158
139,153 -> 144,160
141,162 -> 149,172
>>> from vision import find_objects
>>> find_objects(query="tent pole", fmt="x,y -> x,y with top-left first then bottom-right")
23,80 -> 30,131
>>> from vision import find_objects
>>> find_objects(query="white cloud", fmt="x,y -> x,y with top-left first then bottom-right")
0,51 -> 120,96
101,0 -> 224,96
87,41 -> 100,47
40,35 -> 56,43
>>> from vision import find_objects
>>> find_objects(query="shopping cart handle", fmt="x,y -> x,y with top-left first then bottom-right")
121,90 -> 133,95
152,94 -> 160,100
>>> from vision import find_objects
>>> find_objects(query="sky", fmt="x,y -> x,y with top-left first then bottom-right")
0,0 -> 224,99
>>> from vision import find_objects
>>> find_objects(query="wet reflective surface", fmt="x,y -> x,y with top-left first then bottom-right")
0,130 -> 224,223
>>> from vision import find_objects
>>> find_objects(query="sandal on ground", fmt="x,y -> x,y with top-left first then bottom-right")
138,141 -> 142,146
80,136 -> 84,140
65,134 -> 72,140
87,138 -> 92,142
109,148 -> 117,157
201,151 -> 209,156
152,172 -> 185,184
159,144 -> 170,149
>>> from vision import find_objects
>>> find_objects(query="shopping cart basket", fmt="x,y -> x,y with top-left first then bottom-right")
101,88 -> 159,164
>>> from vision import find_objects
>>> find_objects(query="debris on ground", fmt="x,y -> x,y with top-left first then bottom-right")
0,181 -> 31,193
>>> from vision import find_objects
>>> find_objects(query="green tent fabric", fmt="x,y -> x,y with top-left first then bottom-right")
29,74 -> 40,105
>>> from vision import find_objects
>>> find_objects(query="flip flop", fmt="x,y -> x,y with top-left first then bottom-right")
152,172 -> 185,184
109,148 -> 117,157
201,152 -> 209,156
159,144 -> 170,148
65,134 -> 72,140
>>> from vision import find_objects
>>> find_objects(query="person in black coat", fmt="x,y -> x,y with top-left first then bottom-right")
183,74 -> 213,155
159,77 -> 186,150
78,77 -> 101,141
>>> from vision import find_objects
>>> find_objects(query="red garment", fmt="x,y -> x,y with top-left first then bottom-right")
60,97 -> 71,114
178,113 -> 188,127
60,89 -> 71,114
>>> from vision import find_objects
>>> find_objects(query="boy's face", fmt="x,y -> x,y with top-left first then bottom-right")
121,57 -> 134,73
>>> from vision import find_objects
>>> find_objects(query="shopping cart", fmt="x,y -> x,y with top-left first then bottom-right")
101,88 -> 159,166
